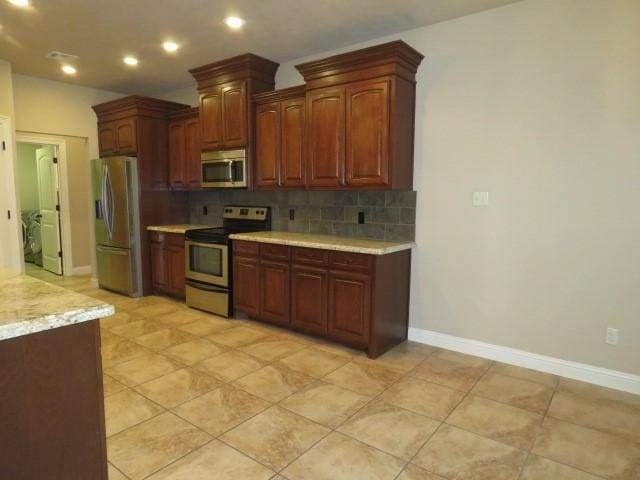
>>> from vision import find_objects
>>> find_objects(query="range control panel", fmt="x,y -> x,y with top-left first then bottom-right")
222,206 -> 269,221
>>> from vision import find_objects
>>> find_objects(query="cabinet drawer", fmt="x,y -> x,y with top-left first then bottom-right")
233,240 -> 259,257
292,247 -> 329,267
149,231 -> 165,243
260,243 -> 290,261
329,251 -> 373,272
166,233 -> 185,247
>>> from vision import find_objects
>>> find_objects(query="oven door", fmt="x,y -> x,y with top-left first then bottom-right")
185,241 -> 229,287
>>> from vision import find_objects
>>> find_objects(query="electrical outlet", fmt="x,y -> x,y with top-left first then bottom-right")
202,206 -> 208,215
289,209 -> 295,220
358,211 -> 365,224
473,191 -> 490,206
605,327 -> 619,345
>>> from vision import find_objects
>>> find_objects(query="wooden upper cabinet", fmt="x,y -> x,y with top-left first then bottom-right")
168,108 -> 201,191
221,81 -> 247,147
98,124 -> 117,156
306,87 -> 345,188
254,86 -> 306,189
184,117 -> 201,187
296,40 -> 424,190
168,120 -> 186,189
281,97 -> 306,187
115,118 -> 137,154
346,80 -> 390,186
255,101 -> 281,187
199,89 -> 223,150
190,54 -> 279,153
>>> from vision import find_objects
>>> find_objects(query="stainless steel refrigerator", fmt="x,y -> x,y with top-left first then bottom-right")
91,157 -> 142,296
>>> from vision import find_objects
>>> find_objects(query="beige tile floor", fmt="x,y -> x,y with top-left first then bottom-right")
29,269 -> 640,480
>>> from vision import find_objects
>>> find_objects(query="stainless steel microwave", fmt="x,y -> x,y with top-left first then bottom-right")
201,148 -> 247,188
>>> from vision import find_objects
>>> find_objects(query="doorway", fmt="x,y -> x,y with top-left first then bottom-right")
16,141 -> 64,275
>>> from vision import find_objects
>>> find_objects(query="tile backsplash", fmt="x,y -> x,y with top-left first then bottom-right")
189,190 -> 416,242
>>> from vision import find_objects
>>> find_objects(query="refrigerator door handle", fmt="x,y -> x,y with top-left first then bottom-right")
102,165 -> 114,239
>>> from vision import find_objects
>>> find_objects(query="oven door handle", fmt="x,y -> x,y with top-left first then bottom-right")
186,280 -> 228,293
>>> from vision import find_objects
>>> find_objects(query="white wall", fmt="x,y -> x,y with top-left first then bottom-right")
0,60 -> 23,272
16,142 -> 40,211
11,75 -> 124,273
272,0 -> 640,375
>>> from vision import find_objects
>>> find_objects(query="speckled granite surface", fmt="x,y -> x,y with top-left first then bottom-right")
0,268 -> 114,341
147,224 -> 213,234
229,231 -> 415,255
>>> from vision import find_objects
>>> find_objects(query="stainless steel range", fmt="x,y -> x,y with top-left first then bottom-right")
184,206 -> 270,316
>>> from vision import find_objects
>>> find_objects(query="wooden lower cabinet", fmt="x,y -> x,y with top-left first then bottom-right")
291,265 -> 328,335
232,256 -> 260,316
0,321 -> 107,479
259,260 -> 290,326
149,232 -> 186,299
232,241 -> 411,358
328,270 -> 371,346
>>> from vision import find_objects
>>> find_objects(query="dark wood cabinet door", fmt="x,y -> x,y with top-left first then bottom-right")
166,244 -> 185,297
328,270 -> 371,345
98,123 -> 117,156
200,88 -> 222,150
281,98 -> 306,187
150,241 -> 167,289
168,120 -> 186,189
346,80 -> 390,186
184,117 -> 201,188
306,87 -> 346,187
221,80 -> 247,148
233,256 -> 260,316
291,265 -> 327,335
259,260 -> 290,326
255,101 -> 281,187
115,118 -> 137,154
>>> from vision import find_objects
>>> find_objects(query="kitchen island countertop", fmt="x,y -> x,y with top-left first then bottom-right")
147,224 -> 214,234
0,268 -> 114,341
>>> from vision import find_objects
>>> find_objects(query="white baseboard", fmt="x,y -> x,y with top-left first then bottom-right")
71,265 -> 92,276
408,327 -> 640,395
90,277 -> 99,288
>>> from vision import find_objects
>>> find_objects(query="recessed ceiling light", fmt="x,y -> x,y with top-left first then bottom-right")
163,41 -> 179,53
224,16 -> 245,29
123,56 -> 138,66
8,0 -> 30,7
61,65 -> 76,75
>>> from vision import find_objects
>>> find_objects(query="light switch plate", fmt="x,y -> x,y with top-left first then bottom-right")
473,191 -> 490,206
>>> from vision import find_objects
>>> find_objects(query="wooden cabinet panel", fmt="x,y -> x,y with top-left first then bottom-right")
98,124 -> 117,156
184,117 -> 201,187
346,80 -> 390,186
291,265 -> 327,335
306,87 -> 345,187
167,245 -> 185,297
329,251 -> 373,272
260,243 -> 289,262
233,240 -> 259,257
150,241 -> 167,289
168,120 -> 186,189
291,247 -> 329,267
115,119 -> 137,154
221,81 -> 247,148
233,256 -> 260,316
255,102 -> 281,187
259,260 -> 290,326
328,270 -> 371,345
281,98 -> 305,187
200,89 -> 222,150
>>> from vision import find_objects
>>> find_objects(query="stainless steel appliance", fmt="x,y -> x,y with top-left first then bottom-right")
201,149 -> 247,188
185,206 -> 270,316
91,157 -> 142,296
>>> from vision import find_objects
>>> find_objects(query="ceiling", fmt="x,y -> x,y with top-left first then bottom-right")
0,0 -> 521,95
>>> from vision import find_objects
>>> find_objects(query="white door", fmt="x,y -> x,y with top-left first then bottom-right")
36,145 -> 63,274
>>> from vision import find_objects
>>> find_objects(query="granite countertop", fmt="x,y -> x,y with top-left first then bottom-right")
0,268 -> 114,341
147,224 -> 213,234
228,231 -> 416,255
